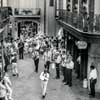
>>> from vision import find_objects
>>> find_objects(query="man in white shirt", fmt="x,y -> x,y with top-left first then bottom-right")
65,56 -> 74,86
32,50 -> 39,73
40,69 -> 49,99
55,52 -> 61,79
89,65 -> 97,98
61,50 -> 67,82
43,49 -> 51,73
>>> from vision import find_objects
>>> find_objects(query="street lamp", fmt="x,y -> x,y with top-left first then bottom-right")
44,0 -> 46,34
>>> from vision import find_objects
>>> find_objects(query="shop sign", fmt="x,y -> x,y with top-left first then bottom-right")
76,41 -> 87,49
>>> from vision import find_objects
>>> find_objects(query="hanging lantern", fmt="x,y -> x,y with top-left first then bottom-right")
76,41 -> 87,49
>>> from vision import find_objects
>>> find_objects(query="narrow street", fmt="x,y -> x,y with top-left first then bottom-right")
7,55 -> 100,100
9,55 -> 77,100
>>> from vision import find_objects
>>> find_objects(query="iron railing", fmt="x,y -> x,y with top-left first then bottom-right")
14,8 -> 41,16
0,7 -> 10,28
56,9 -> 100,33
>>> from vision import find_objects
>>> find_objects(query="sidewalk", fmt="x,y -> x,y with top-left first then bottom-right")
70,73 -> 100,100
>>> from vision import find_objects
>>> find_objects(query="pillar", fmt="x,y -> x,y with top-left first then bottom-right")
94,0 -> 100,14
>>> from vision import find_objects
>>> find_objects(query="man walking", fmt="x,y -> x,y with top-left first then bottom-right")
18,39 -> 24,59
32,50 -> 39,73
40,69 -> 49,99
43,49 -> 51,73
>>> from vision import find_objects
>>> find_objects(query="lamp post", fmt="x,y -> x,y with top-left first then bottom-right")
44,0 -> 46,34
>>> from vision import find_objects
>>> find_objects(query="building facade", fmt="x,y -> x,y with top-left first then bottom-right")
55,0 -> 100,91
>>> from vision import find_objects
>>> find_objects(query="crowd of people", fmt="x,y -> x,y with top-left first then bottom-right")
0,30 -> 98,99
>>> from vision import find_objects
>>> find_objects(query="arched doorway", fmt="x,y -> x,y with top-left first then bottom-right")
17,21 -> 38,39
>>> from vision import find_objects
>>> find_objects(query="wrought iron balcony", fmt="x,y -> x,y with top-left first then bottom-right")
0,7 -> 10,29
14,8 -> 41,18
56,9 -> 100,34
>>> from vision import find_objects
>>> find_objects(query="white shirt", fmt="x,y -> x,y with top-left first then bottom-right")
55,55 -> 61,64
32,51 -> 39,59
89,68 -> 97,80
43,51 -> 51,62
66,61 -> 74,69
14,42 -> 18,50
40,72 -> 49,82
4,76 -> 12,86
61,54 -> 67,67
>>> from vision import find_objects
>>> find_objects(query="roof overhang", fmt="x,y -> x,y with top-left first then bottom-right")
57,19 -> 100,43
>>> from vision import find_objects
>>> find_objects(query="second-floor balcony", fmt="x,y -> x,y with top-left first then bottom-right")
14,8 -> 41,18
0,7 -> 10,29
56,9 -> 100,34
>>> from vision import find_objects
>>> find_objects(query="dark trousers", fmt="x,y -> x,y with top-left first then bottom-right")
90,79 -> 97,97
67,69 -> 72,86
77,64 -> 80,79
45,61 -> 50,72
19,50 -> 24,59
56,63 -> 60,78
62,67 -> 66,81
4,64 -> 8,72
34,58 -> 39,72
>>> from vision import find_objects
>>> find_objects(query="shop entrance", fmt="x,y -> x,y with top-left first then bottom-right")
65,31 -> 88,80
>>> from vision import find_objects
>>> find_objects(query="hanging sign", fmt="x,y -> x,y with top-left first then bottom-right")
76,41 -> 87,49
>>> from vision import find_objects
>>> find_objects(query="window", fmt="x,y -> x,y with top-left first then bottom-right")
49,0 -> 54,6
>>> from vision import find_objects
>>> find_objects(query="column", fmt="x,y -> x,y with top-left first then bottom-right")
95,0 -> 100,14
63,0 -> 66,10
88,0 -> 94,32
3,0 -> 7,6
70,0 -> 73,12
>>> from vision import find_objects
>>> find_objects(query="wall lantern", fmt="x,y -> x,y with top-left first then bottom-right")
76,41 -> 87,49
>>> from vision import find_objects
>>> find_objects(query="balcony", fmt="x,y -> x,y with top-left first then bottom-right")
56,9 -> 100,34
14,8 -> 41,19
0,7 -> 10,29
